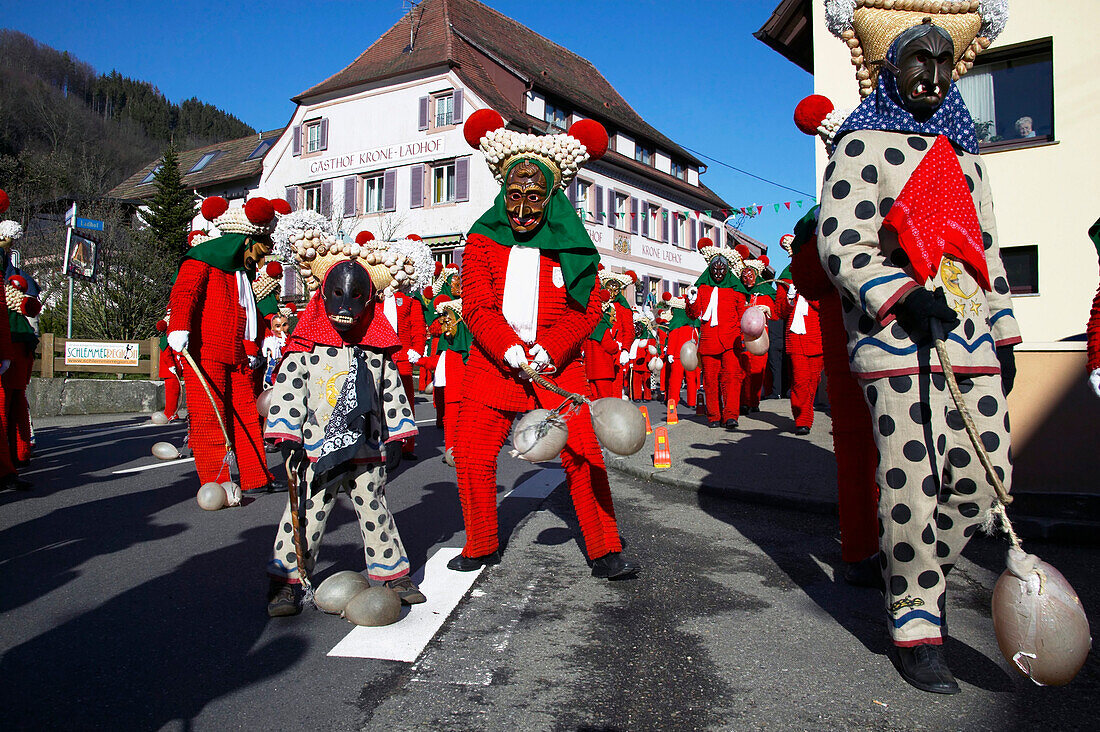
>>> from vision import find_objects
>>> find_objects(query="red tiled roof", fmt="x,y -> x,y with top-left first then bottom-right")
108,129 -> 284,201
295,0 -> 705,170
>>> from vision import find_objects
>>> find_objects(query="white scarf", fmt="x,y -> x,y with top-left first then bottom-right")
629,338 -> 647,359
236,271 -> 258,341
701,287 -> 720,327
791,294 -> 810,335
383,293 -> 398,333
502,246 -> 541,345
434,350 -> 448,387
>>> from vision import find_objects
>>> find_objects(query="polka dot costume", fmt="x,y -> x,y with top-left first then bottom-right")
264,343 -> 417,582
266,462 -> 409,582
862,373 -> 1010,645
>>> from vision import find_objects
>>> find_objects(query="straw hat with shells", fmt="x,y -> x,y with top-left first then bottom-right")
699,244 -> 744,276
292,229 -> 411,295
825,0 -> 1009,97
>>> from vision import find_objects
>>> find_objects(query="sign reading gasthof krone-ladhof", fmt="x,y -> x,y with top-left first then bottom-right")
64,341 -> 141,367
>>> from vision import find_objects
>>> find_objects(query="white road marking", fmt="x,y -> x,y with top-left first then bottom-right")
112,458 -> 195,475
328,469 -> 565,662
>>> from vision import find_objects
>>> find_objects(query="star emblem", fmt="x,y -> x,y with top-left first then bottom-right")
952,299 -> 966,318
970,301 -> 982,316
324,364 -> 333,373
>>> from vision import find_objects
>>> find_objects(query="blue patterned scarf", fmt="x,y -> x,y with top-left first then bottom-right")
835,30 -> 979,154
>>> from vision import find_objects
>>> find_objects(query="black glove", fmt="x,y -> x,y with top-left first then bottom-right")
996,345 -> 1016,396
892,288 -> 960,342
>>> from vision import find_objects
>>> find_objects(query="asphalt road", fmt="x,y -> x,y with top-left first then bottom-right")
1,402 -> 1096,731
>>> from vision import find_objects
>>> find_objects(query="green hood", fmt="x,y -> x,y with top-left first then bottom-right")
184,233 -> 253,276
468,158 -> 599,307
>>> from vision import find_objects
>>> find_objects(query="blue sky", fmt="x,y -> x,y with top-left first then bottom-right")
6,0 -> 818,268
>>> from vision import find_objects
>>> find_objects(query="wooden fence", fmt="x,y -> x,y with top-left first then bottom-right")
33,334 -> 161,379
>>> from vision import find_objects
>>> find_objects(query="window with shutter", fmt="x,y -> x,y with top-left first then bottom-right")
662,210 -> 669,243
671,213 -> 678,246
363,174 -> 385,213
630,198 -> 638,235
285,186 -> 298,211
690,219 -> 697,248
343,176 -> 356,217
453,90 -> 464,124
319,118 -> 329,151
595,185 -> 604,224
320,180 -> 332,217
410,164 -> 424,208
567,180 -> 577,207
418,97 -> 429,131
641,203 -> 650,238
383,169 -> 396,211
291,126 -> 301,156
455,157 -> 469,202
608,188 -> 616,229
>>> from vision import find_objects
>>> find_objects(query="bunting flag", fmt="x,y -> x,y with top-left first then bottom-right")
728,198 -> 817,218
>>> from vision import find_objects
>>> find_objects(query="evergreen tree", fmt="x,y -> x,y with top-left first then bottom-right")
143,145 -> 195,258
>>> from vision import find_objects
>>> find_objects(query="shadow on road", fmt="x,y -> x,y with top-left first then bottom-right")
0,522 -> 309,729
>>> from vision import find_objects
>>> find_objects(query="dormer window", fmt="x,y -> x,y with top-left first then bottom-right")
189,151 -> 221,173
671,160 -> 686,180
545,101 -> 568,131
635,144 -> 653,166
140,165 -> 162,184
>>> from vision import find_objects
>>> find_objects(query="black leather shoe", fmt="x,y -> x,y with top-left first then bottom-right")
447,550 -> 501,572
402,452 -> 419,462
708,421 -> 721,429
843,553 -> 885,590
0,474 -> 31,491
895,643 -> 960,694
591,552 -> 640,579
265,480 -> 288,494
724,418 -> 739,430
793,425 -> 811,436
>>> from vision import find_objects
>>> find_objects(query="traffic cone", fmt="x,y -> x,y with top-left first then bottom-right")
653,426 -> 671,469
666,400 -> 679,425
640,405 -> 652,434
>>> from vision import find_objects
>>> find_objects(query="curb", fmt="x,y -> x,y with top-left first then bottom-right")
607,458 -> 1100,545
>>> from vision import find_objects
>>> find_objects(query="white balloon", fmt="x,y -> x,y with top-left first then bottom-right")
197,482 -> 227,510
150,412 -> 169,425
315,571 -> 371,615
344,586 -> 402,626
221,481 -> 242,507
511,409 -> 568,462
152,442 -> 179,460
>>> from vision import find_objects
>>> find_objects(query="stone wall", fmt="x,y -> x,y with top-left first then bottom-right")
28,378 -> 165,417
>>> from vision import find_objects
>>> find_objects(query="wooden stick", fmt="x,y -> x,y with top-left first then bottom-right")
178,348 -> 233,455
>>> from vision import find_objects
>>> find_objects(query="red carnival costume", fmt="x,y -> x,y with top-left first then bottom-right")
627,322 -> 659,401
1087,218 -> 1100,397
598,268 -> 635,399
737,254 -> 776,413
776,236 -> 824,433
384,283 -> 428,458
167,196 -> 281,492
584,294 -> 619,399
418,297 -> 470,458
0,191 -> 23,489
686,239 -> 747,427
451,110 -> 637,578
155,316 -> 183,421
661,295 -> 700,409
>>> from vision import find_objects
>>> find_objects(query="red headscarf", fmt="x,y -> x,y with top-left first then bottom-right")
285,269 -> 400,354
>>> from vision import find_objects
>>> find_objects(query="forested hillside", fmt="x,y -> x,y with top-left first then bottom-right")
0,29 -> 254,218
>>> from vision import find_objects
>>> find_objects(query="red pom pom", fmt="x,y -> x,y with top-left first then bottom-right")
697,236 -> 713,250
625,269 -> 639,283
8,275 -> 27,293
355,230 -> 375,245
244,197 -> 275,225
463,109 -> 505,148
265,261 -> 283,278
662,292 -> 672,302
423,286 -> 435,300
0,189 -> 9,215
21,297 -> 41,317
406,234 -> 422,241
287,303 -> 298,314
155,319 -> 168,332
597,263 -> 605,271
598,289 -> 612,303
759,255 -> 770,267
433,261 -> 444,277
734,244 -> 751,260
568,119 -> 609,160
780,234 -> 795,247
271,198 -> 291,215
201,196 -> 229,221
794,95 -> 834,136
187,230 -> 207,245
